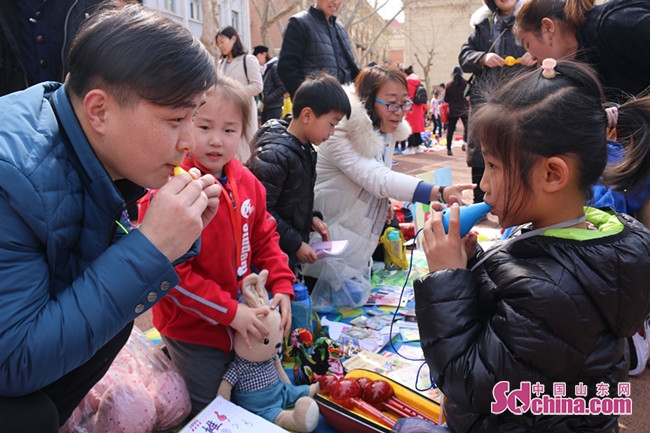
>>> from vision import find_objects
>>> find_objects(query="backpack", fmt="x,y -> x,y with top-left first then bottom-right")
413,84 -> 428,105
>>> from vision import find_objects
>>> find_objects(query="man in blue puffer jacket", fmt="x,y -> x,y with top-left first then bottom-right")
0,5 -> 221,432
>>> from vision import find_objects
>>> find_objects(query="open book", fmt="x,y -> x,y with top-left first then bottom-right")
180,396 -> 287,433
310,240 -> 349,259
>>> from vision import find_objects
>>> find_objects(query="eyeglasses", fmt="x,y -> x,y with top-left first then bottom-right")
375,98 -> 413,113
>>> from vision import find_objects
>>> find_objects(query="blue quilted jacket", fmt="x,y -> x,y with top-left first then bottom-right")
0,82 -> 180,395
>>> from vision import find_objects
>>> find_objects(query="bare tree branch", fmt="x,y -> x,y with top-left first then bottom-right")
357,7 -> 404,65
413,50 -> 436,93
200,0 -> 220,58
251,0 -> 303,55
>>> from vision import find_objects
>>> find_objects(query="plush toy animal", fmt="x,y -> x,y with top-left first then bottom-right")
217,270 -> 320,432
290,329 -> 346,385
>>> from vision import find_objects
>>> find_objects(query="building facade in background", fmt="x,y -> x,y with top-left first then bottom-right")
403,0 -> 482,92
143,0 -> 253,49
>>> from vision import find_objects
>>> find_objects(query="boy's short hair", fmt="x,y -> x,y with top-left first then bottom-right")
292,73 -> 351,119
66,4 -> 216,107
253,45 -> 269,56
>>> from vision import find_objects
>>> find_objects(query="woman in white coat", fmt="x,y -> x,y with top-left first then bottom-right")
216,26 -> 263,162
304,66 -> 475,288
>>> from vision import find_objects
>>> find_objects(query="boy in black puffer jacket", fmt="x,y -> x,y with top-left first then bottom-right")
248,73 -> 351,274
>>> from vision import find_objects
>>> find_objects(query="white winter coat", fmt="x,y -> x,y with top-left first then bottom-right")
304,85 -> 415,277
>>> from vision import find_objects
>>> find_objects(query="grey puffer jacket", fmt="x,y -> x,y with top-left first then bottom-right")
277,6 -> 360,97
415,209 -> 650,433
247,119 -> 319,272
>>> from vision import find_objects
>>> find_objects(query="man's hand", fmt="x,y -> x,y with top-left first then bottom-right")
139,169 -> 221,262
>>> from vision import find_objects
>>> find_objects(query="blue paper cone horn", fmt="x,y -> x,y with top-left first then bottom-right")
441,202 -> 492,237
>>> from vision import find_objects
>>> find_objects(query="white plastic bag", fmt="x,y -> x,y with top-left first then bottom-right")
60,327 -> 191,433
311,257 -> 371,313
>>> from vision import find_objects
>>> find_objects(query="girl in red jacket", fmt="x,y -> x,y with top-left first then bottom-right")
139,76 -> 295,418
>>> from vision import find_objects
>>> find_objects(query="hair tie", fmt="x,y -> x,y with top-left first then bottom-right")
541,58 -> 557,79
606,106 -> 619,128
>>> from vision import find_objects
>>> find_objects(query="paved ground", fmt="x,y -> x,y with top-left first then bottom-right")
136,129 -> 649,432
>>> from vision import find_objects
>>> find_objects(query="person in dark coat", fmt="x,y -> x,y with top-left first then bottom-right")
247,74 -> 351,273
459,0 -> 534,203
515,0 -> 650,103
0,0 -> 106,96
443,67 -> 469,156
415,60 -> 650,433
277,0 -> 361,98
261,56 -> 288,123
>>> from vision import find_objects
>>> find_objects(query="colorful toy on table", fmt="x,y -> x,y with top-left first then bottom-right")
317,374 -> 441,430
217,271 -> 320,433
291,327 -> 317,384
313,336 -> 345,378
290,328 -> 346,385
325,377 -> 396,428
360,379 -> 438,425
380,227 -> 409,270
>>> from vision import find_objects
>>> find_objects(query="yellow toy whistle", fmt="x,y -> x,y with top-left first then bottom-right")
174,166 -> 189,177
505,56 -> 521,66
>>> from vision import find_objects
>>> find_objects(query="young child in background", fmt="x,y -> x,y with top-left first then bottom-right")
429,90 -> 442,139
139,76 -> 295,417
247,73 -> 351,274
415,60 -> 650,432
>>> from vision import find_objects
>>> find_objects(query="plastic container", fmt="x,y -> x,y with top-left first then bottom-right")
291,283 -> 313,334
441,202 -> 492,237
383,228 -> 407,270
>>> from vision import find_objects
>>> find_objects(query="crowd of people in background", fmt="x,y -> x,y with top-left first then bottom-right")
2,0 -> 650,432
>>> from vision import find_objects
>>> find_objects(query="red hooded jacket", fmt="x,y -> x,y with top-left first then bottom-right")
405,74 -> 427,134
139,157 -> 295,352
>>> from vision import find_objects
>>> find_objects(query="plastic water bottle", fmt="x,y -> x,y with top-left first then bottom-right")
291,283 -> 313,334
384,228 -> 406,270
441,202 -> 492,237
387,229 -> 402,257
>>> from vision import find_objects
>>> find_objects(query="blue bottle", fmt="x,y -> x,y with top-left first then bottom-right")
291,283 -> 313,334
441,202 -> 492,237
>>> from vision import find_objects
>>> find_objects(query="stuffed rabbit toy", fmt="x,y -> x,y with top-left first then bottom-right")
217,270 -> 320,432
